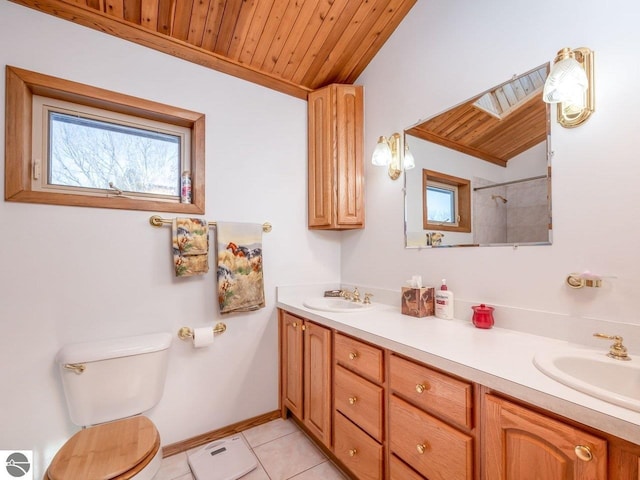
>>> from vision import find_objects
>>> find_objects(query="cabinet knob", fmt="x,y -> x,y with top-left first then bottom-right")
574,445 -> 593,462
292,322 -> 297,328
348,448 -> 357,457
349,352 -> 358,360
416,443 -> 427,454
348,396 -> 357,405
301,324 -> 306,331
415,382 -> 429,394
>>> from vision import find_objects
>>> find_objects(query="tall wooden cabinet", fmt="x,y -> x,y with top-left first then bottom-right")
280,311 -> 332,447
308,84 -> 364,230
483,394 -> 607,480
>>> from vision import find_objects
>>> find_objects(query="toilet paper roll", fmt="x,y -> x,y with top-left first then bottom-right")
192,327 -> 215,348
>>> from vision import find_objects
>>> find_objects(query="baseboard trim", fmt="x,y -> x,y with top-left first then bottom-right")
162,410 -> 282,458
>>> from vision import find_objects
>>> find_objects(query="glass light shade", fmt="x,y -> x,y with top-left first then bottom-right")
371,136 -> 392,166
543,55 -> 588,104
403,145 -> 415,170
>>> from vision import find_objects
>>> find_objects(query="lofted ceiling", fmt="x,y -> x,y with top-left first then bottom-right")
406,66 -> 549,167
10,0 -> 417,100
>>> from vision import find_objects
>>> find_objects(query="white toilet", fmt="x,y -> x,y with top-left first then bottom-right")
46,332 -> 172,480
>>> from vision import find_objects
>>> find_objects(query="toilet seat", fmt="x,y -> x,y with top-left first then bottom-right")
46,416 -> 160,480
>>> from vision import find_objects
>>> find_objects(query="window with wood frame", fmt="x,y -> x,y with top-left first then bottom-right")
5,66 -> 205,213
422,169 -> 471,233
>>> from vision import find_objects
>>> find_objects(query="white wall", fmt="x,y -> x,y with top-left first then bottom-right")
348,0 -> 640,322
0,3 -> 341,477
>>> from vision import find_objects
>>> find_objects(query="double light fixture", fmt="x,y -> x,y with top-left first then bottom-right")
542,47 -> 594,128
371,132 -> 415,180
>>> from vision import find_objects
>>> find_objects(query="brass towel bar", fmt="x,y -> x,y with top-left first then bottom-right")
149,215 -> 272,233
178,323 -> 227,340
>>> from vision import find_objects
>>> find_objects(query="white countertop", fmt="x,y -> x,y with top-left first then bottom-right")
277,285 -> 640,444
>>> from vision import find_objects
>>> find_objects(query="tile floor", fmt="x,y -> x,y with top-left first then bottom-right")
155,418 -> 347,480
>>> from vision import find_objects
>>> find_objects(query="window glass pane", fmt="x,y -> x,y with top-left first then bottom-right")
48,111 -> 181,196
427,185 -> 455,223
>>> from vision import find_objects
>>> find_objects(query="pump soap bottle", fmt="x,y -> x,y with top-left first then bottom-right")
434,279 -> 454,319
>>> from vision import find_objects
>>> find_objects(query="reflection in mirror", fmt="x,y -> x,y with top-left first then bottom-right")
404,64 -> 552,248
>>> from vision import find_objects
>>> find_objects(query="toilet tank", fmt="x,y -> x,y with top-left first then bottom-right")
56,332 -> 172,426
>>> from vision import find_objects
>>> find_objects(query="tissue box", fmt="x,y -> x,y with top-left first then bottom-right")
401,287 -> 434,317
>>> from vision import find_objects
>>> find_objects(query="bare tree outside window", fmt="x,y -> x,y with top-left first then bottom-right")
49,112 -> 181,197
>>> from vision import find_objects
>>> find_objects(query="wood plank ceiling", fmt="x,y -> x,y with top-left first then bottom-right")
406,67 -> 549,167
10,0 -> 417,99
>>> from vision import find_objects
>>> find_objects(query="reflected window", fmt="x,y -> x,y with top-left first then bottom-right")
426,181 -> 458,225
423,169 -> 471,233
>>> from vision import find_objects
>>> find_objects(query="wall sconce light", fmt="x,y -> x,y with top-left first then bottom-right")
371,133 -> 415,180
542,47 -> 594,128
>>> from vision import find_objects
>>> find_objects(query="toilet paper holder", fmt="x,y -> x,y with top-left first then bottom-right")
178,323 -> 227,340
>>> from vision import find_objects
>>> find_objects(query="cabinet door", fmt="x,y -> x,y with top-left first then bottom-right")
303,321 -> 332,447
280,312 -> 304,419
609,438 -> 640,480
484,395 -> 607,480
308,86 -> 334,228
334,84 -> 364,227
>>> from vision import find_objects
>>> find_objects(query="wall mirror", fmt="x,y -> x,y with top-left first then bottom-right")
404,64 -> 552,248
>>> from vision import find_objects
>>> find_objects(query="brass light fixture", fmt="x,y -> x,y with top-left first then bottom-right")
542,47 -> 594,128
371,133 -> 415,180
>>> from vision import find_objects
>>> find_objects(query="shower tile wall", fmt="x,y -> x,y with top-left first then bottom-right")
473,178 -> 507,244
506,177 -> 549,243
473,177 -> 548,244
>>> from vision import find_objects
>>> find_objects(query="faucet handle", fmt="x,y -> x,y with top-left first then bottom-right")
363,293 -> 373,304
352,287 -> 361,302
593,333 -> 631,361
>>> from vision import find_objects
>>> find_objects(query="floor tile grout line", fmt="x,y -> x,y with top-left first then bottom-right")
241,431 -> 273,480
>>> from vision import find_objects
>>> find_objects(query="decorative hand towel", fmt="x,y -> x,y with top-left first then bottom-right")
172,218 -> 209,277
216,222 -> 265,314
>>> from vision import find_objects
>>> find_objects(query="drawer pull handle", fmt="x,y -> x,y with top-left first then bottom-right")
349,448 -> 357,457
575,445 -> 593,462
349,396 -> 357,405
415,382 -> 429,394
349,352 -> 358,360
416,443 -> 427,454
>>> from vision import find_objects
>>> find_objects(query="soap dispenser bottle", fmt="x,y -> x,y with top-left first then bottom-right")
435,279 -> 454,319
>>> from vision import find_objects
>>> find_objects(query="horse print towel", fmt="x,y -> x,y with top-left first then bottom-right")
216,222 -> 265,314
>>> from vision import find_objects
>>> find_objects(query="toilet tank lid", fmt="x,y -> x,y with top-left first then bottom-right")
56,332 -> 172,365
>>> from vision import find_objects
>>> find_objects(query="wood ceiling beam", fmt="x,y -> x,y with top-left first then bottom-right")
10,0 -> 313,100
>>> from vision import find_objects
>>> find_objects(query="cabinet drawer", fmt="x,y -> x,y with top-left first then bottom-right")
335,333 -> 384,383
390,354 -> 473,428
334,412 -> 383,480
390,395 -> 473,480
334,364 -> 384,442
390,454 -> 425,480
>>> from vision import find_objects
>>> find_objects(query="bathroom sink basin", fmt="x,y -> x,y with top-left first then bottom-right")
302,297 -> 375,313
533,348 -> 640,412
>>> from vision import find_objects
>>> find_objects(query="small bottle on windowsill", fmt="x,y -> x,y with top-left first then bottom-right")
181,171 -> 192,204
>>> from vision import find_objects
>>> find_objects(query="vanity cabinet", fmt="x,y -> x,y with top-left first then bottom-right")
333,333 -> 385,479
278,308 -> 640,480
609,438 -> 640,479
483,394 -> 607,479
279,311 -> 332,448
388,353 -> 475,480
307,83 -> 364,230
